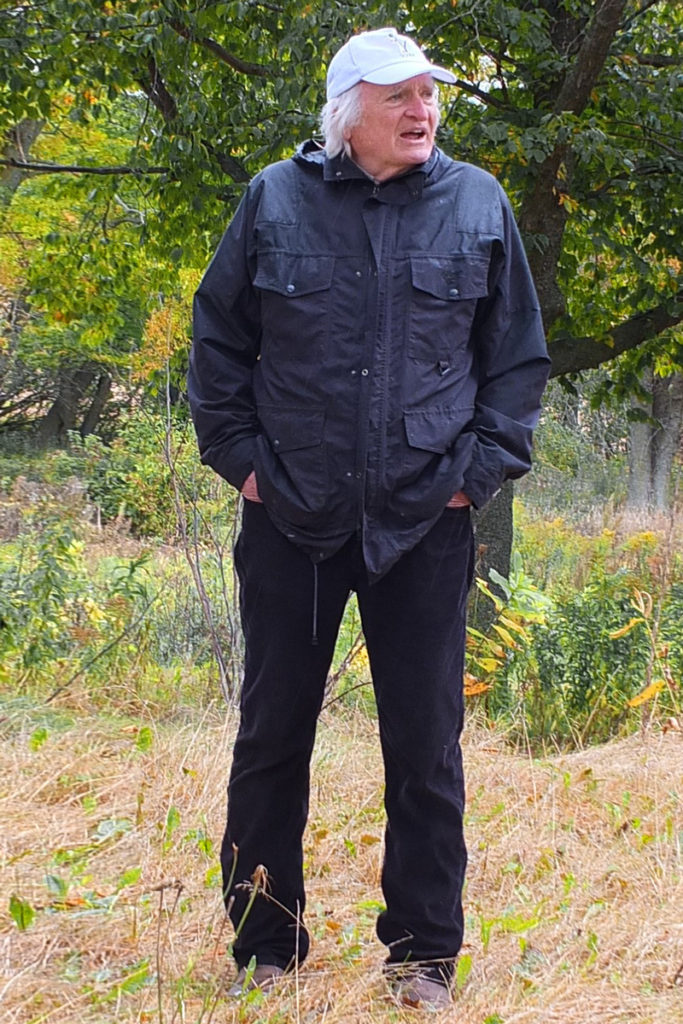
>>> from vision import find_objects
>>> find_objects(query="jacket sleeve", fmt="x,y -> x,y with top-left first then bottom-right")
187,187 -> 261,490
462,188 -> 550,508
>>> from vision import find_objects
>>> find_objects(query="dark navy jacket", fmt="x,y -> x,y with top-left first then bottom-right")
188,142 -> 549,580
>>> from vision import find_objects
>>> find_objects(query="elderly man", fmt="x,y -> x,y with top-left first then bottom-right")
189,27 -> 549,1011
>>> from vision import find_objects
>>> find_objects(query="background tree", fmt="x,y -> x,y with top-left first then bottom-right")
1,0 -> 681,517
1,0 -> 392,436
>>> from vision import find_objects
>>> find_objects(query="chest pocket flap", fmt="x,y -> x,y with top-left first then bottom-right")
254,251 -> 334,297
260,405 -> 324,453
410,255 -> 489,301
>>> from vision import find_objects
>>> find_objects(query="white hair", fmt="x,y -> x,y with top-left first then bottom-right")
320,83 -> 364,159
320,81 -> 441,160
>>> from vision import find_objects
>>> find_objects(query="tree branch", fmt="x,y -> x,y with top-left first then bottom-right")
135,56 -> 249,181
553,0 -> 629,115
1,146 -> 249,187
452,79 -> 506,108
634,52 -> 681,67
621,0 -> 667,32
0,157 -> 169,176
170,20 -> 269,77
520,0 -> 629,327
548,291 -> 683,377
139,56 -> 178,122
587,160 -> 675,196
202,142 -> 250,183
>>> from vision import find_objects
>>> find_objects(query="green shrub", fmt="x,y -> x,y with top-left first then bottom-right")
479,516 -> 682,749
62,414 -> 186,537
0,515 -> 154,690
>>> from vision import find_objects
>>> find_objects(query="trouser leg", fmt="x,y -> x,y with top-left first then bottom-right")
223,502 -> 350,969
357,508 -> 474,981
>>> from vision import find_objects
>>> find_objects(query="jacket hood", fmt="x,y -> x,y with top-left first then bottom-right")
293,139 -> 447,190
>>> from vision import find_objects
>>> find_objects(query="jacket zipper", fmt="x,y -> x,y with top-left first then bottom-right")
355,193 -> 385,530
374,203 -> 395,508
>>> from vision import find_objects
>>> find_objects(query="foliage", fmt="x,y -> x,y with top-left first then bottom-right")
466,551 -> 553,699
40,410 -> 226,539
420,0 -> 683,360
325,594 -> 375,713
529,565 -> 653,744
520,376 -> 631,516
0,109 -> 195,435
2,0 -> 682,425
2,437 -> 681,747
0,502 -> 234,703
0,512 -> 154,689
0,0 -> 397,224
475,509 -> 683,749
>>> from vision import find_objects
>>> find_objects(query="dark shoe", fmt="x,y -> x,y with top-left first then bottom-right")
390,972 -> 451,1011
226,963 -> 284,998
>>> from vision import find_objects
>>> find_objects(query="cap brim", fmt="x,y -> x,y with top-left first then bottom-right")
362,60 -> 456,86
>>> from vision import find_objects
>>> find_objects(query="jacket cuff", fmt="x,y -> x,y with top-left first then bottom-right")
201,436 -> 256,492
462,446 -> 504,510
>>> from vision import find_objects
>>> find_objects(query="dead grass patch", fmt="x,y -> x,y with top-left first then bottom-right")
1,701 -> 681,1023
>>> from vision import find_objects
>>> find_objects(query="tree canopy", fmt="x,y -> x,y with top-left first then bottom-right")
1,0 -> 682,441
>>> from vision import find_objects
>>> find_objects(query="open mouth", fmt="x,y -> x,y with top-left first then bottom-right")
400,129 -> 427,140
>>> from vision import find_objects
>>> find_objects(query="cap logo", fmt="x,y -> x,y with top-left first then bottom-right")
391,34 -> 410,56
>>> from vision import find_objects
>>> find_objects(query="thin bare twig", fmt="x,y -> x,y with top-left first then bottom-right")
163,362 -> 233,704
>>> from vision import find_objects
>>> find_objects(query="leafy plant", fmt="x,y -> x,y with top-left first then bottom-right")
9,894 -> 35,931
613,588 -> 681,727
466,551 -> 553,710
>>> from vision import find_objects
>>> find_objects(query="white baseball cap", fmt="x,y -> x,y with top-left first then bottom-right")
327,27 -> 456,100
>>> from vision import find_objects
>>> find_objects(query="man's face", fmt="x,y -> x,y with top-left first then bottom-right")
346,74 -> 438,182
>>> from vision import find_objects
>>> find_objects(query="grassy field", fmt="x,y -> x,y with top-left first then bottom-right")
1,696 -> 681,1024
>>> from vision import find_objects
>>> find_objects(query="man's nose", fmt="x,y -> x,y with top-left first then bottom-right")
405,96 -> 429,119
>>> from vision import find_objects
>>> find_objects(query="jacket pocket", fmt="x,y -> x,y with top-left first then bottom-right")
254,405 -> 329,522
254,251 -> 335,297
408,255 -> 488,364
401,404 -> 474,485
254,251 -> 334,360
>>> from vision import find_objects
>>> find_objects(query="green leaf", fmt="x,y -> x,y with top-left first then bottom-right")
110,959 -> 152,998
135,726 -> 153,752
92,817 -> 133,843
9,894 -> 36,930
164,805 -> 181,840
45,874 -> 69,898
29,726 -> 49,751
117,867 -> 142,890
204,864 -> 221,888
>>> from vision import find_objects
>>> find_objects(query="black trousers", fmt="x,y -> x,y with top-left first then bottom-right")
222,501 -> 474,980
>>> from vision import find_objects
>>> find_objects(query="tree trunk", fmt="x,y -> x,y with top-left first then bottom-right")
80,373 -> 112,437
626,369 -> 683,510
469,481 -> 514,632
627,418 -> 653,508
651,372 -> 683,509
37,368 -> 96,446
627,367 -> 654,509
1,119 -> 43,205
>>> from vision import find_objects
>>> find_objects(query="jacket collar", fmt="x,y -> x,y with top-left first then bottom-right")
294,140 -> 445,204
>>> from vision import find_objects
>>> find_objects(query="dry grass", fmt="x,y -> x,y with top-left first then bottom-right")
1,698 -> 681,1024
